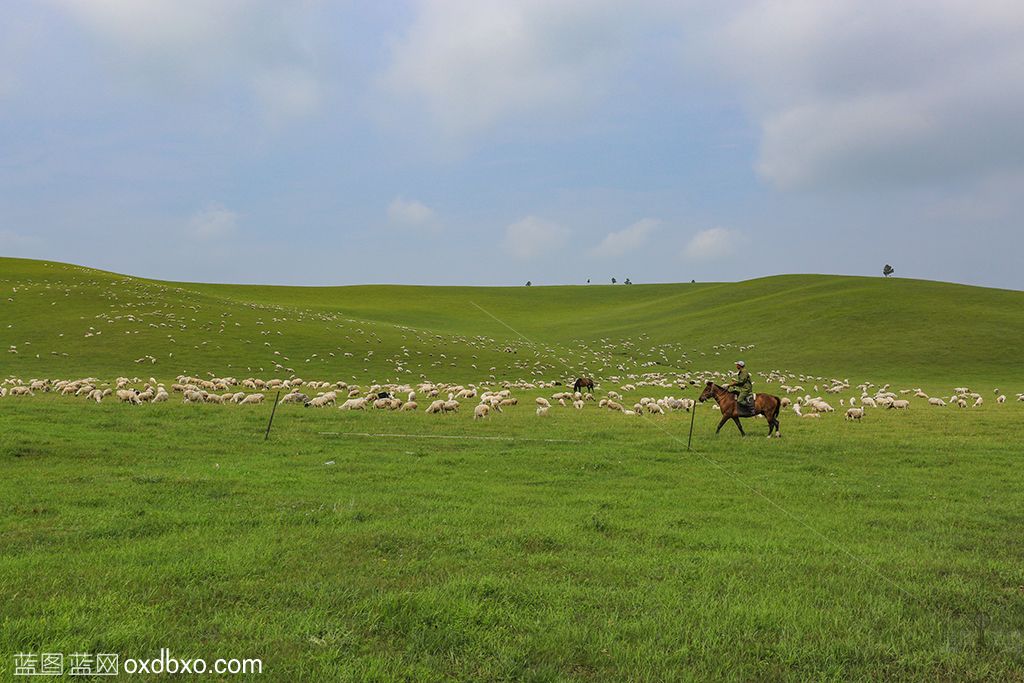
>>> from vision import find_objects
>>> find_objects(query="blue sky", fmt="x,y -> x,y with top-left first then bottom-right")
2,1 -> 1023,289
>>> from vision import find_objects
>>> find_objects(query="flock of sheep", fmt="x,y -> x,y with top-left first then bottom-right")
4,371 -> 1020,429
772,377 -> 1019,422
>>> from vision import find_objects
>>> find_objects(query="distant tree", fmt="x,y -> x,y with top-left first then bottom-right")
691,279 -> 696,283
611,277 -> 617,284
883,264 -> 895,278
586,279 -> 590,284
525,280 -> 532,286
624,278 -> 632,285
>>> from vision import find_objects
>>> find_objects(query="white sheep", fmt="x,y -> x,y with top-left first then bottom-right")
536,406 -> 549,416
473,404 -> 490,419
889,399 -> 910,410
239,393 -> 265,405
928,397 -> 946,407
996,395 -> 1006,404
845,407 -> 864,421
339,397 -> 368,411
116,389 -> 139,404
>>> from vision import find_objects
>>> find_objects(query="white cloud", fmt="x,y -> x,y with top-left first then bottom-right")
588,218 -> 660,258
382,0 -> 658,138
187,204 -> 238,241
683,227 -> 737,261
250,67 -> 322,124
502,215 -> 569,260
387,197 -> 435,227
55,0 -> 322,122
715,0 -> 1024,190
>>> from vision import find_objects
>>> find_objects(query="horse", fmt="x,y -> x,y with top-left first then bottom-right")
573,377 -> 595,394
698,381 -> 782,438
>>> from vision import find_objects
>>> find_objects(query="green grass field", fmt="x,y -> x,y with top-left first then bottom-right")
2,257 -> 1023,680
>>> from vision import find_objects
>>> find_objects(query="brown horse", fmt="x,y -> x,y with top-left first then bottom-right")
698,381 -> 782,438
573,377 -> 595,394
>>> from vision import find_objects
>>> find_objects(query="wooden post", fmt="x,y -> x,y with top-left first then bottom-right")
687,402 -> 697,451
264,391 -> 281,441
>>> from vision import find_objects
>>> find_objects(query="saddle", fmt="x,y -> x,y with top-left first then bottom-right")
736,394 -> 756,417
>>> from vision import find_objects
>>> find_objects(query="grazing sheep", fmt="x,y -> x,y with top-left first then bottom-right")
996,395 -> 1006,404
973,396 -> 984,408
339,397 -> 368,411
400,401 -> 418,411
9,386 -> 32,397
536,406 -> 549,416
239,393 -> 265,405
443,399 -> 460,412
473,404 -> 490,419
425,400 -> 446,414
861,396 -> 877,408
535,397 -> 551,408
928,397 -> 946,407
889,399 -> 910,410
845,407 -> 865,421
116,389 -> 139,404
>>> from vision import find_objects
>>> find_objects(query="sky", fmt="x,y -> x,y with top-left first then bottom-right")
1,0 -> 1023,289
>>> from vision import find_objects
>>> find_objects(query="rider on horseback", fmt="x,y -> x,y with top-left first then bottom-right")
726,360 -> 755,416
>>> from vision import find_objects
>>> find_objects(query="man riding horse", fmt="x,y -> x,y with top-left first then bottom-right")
698,362 -> 782,437
726,360 -> 755,416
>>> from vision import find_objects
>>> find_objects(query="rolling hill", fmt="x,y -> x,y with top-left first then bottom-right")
2,256 -> 1021,386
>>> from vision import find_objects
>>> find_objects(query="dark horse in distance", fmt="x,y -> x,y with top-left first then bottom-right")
698,381 -> 782,438
573,377 -> 595,394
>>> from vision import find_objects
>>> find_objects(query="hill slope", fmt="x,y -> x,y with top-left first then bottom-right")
1,257 -> 1021,386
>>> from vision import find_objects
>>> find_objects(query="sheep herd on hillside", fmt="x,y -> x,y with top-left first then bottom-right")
2,372 -> 1021,430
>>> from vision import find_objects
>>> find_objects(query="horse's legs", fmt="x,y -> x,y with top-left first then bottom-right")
732,417 -> 745,436
716,415 -> 729,434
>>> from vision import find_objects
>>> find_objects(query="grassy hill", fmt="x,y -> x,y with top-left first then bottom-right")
2,256 -> 1021,386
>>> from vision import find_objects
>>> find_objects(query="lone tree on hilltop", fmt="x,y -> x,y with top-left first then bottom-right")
525,280 -> 532,286
611,277 -> 617,284
883,264 -> 895,277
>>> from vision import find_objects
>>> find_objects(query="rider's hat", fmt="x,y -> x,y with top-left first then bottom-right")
735,360 -> 745,367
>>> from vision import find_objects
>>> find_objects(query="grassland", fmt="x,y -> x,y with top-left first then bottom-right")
2,257 -> 1023,680
3,256 -> 1023,386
